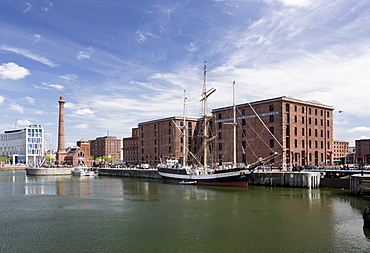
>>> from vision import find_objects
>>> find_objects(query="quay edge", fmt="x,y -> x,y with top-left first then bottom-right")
99,168 -> 321,188
98,168 -> 161,179
350,174 -> 370,196
26,167 -> 72,175
250,171 -> 321,188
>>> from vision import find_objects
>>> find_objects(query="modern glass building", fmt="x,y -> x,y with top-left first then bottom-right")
0,125 -> 44,165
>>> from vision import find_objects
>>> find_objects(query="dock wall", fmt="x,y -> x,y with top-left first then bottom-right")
98,169 -> 321,188
20,167 -> 344,189
26,168 -> 72,175
350,174 -> 370,196
250,171 -> 321,188
98,168 -> 161,179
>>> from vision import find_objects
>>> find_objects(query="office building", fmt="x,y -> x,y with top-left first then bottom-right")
0,125 -> 44,165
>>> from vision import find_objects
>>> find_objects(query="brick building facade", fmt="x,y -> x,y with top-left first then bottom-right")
212,96 -> 334,168
122,96 -> 334,169
333,140 -> 349,164
122,128 -> 139,165
355,139 -> 370,164
90,136 -> 121,161
122,117 -> 198,166
64,139 -> 93,167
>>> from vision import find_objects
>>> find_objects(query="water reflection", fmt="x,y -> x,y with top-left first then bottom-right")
1,171 -> 370,252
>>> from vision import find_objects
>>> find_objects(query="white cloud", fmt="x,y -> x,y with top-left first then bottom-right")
59,74 -> 77,82
276,0 -> 315,8
136,31 -> 160,44
187,41 -> 200,52
33,34 -> 41,43
1,46 -> 56,67
0,62 -> 30,80
8,103 -> 24,114
43,1 -> 54,12
136,31 -> 146,44
76,46 -> 94,60
65,102 -> 77,109
0,95 -> 4,104
17,119 -> 32,126
21,96 -> 35,104
73,108 -> 94,116
73,123 -> 89,129
348,127 -> 370,133
42,1 -> 54,11
23,2 -> 32,14
48,84 -> 64,90
34,110 -> 44,115
35,82 -> 64,91
358,135 -> 370,140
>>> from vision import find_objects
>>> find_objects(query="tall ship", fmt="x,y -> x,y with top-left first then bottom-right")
157,63 -> 279,187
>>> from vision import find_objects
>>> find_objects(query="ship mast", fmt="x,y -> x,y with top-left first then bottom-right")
202,63 -> 208,170
182,89 -> 187,167
232,81 -> 237,169
200,62 -> 216,170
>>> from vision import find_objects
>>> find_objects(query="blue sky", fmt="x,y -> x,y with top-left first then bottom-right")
1,0 -> 370,149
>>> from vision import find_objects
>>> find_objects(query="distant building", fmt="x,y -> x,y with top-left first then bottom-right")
346,146 -> 356,164
64,139 -> 93,167
355,139 -> 370,164
123,117 -> 198,166
122,128 -> 139,165
90,136 -> 121,161
0,125 -> 44,165
332,140 -> 349,164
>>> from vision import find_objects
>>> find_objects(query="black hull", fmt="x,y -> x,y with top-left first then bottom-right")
158,169 -> 251,187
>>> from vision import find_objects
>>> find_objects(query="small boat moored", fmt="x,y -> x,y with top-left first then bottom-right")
71,164 -> 97,176
179,180 -> 197,185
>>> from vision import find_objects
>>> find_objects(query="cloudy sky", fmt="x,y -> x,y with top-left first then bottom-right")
1,0 -> 370,149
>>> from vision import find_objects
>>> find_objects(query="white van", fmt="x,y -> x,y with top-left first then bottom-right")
140,164 -> 150,169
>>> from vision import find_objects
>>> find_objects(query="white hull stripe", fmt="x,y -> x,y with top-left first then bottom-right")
158,170 -> 251,180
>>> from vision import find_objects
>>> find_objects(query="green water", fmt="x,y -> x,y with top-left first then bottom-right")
0,171 -> 369,253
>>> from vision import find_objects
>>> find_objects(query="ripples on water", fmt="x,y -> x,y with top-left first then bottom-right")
0,171 -> 369,253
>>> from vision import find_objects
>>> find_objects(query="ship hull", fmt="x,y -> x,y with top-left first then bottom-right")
158,169 -> 251,187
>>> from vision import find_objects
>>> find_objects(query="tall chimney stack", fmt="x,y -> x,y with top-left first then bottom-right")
56,96 -> 66,164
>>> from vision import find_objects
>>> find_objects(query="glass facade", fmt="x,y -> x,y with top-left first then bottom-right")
0,125 -> 44,164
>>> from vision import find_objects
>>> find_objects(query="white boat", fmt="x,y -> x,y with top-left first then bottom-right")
157,63 -> 279,187
179,180 -> 197,185
71,164 -> 96,176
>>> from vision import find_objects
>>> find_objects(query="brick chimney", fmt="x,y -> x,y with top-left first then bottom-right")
56,96 -> 66,164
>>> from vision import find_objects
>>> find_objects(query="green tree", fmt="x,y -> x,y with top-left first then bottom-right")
103,156 -> 115,162
1,157 -> 11,164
